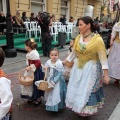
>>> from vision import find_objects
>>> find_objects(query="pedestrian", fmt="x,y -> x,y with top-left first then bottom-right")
63,16 -> 110,116
22,12 -> 28,22
44,48 -> 67,112
30,13 -> 35,22
68,39 -> 75,53
51,14 -> 56,22
38,12 -> 52,57
64,39 -> 75,81
21,39 -> 44,105
108,21 -> 120,86
0,47 -> 13,120
69,16 -> 74,22
60,15 -> 66,25
0,12 -> 6,35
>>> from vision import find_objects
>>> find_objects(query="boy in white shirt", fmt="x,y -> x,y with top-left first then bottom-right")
0,48 -> 13,120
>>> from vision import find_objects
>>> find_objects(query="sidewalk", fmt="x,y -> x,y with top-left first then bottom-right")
2,47 -> 120,120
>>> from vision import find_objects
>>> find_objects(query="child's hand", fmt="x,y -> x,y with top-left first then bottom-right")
62,60 -> 67,65
41,64 -> 47,71
25,66 -> 31,71
43,66 -> 48,71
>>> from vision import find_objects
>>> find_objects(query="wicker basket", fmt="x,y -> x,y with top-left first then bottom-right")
65,61 -> 74,68
37,69 -> 53,92
19,69 -> 34,86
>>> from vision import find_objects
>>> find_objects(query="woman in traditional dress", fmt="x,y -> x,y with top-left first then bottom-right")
108,22 -> 120,86
63,16 -> 110,116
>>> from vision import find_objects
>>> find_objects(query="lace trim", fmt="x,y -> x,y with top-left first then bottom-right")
66,62 -> 101,113
67,99 -> 104,116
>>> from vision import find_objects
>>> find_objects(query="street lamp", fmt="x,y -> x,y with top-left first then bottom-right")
5,0 -> 17,58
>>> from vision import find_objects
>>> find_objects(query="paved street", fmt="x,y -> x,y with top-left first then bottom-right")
2,46 -> 120,120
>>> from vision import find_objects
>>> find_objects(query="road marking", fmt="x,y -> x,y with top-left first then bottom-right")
108,101 -> 120,120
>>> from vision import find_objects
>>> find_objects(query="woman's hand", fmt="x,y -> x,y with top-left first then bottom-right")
104,75 -> 110,85
110,39 -> 114,47
25,66 -> 31,71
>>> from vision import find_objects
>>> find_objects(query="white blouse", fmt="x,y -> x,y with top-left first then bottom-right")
26,49 -> 40,72
0,77 -> 13,120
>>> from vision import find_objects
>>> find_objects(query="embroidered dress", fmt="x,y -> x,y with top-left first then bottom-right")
108,22 -> 120,79
0,70 -> 13,120
21,50 -> 44,100
44,59 -> 67,112
65,34 -> 108,116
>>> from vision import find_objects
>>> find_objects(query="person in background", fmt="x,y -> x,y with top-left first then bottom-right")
22,12 -> 28,22
94,22 -> 100,34
13,11 -> 25,33
60,15 -> 66,25
38,12 -> 52,57
0,47 -> 13,120
64,39 -> 75,81
36,11 -> 42,22
51,14 -> 56,22
30,13 -> 36,22
95,16 -> 100,23
69,16 -> 74,22
0,12 -> 6,35
103,21 -> 109,29
108,21 -> 120,86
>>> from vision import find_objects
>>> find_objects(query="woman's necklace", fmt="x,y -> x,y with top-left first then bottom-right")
83,32 -> 92,38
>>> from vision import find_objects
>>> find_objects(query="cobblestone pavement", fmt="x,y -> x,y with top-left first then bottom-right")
2,49 -> 120,120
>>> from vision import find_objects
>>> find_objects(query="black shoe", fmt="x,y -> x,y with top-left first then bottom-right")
34,100 -> 41,105
27,99 -> 36,104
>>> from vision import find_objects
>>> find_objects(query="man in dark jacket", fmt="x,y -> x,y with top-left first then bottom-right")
38,12 -> 52,57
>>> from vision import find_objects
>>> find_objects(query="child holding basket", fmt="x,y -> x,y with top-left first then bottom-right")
21,39 -> 44,105
44,48 -> 67,112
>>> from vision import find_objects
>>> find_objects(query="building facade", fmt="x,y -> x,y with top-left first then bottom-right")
1,0 -> 101,20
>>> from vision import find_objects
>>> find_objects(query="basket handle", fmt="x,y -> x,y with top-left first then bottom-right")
43,68 -> 47,81
19,68 -> 34,78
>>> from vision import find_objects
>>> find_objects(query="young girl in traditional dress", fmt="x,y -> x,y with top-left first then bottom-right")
0,48 -> 13,120
44,48 -> 67,112
21,39 -> 44,105
64,39 -> 75,81
68,39 -> 75,53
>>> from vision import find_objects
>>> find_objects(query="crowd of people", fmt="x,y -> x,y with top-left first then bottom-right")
0,10 -> 113,38
1,15 -> 120,120
0,10 -> 77,35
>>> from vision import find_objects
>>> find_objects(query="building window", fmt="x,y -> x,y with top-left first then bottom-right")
61,0 -> 70,19
31,0 -> 46,16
